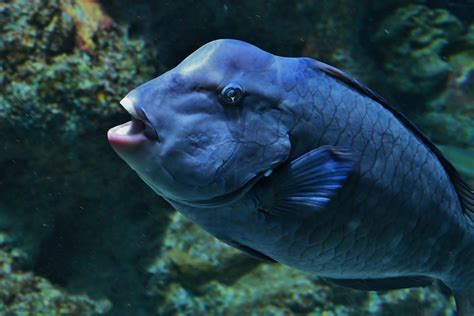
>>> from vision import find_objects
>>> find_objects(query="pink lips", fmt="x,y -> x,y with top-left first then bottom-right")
107,119 -> 147,148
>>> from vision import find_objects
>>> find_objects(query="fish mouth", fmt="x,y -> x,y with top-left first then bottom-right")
107,96 -> 158,147
107,119 -> 148,147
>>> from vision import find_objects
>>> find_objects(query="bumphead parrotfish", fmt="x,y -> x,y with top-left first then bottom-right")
108,39 -> 474,314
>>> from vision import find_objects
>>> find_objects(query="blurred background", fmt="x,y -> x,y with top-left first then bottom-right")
0,0 -> 472,315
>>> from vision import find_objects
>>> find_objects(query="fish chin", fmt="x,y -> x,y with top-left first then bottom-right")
169,172 -> 266,208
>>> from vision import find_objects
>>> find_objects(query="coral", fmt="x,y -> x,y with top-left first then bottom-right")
0,241 -> 110,315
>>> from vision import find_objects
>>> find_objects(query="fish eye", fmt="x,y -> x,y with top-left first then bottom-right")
219,82 -> 243,105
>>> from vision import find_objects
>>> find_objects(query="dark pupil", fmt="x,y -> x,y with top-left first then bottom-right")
224,87 -> 242,104
220,83 -> 243,105
226,88 -> 237,98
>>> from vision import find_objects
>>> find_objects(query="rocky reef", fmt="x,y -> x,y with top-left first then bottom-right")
371,4 -> 465,106
0,239 -> 111,315
0,1 -> 472,315
1,0 -> 156,137
1,0 -> 161,314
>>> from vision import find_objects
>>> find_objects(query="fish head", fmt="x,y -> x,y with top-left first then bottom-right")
107,39 -> 291,205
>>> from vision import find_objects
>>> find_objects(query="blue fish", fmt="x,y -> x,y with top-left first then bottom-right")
108,39 -> 474,315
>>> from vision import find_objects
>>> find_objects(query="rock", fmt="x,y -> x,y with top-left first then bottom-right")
418,23 -> 474,147
0,242 -> 111,315
0,1 -> 162,315
371,4 -> 464,107
371,5 -> 474,148
61,0 -> 113,52
0,0 -> 156,138
146,212 -> 260,296
0,0 -> 75,65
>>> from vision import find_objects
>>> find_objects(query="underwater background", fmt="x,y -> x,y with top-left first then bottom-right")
0,0 -> 473,315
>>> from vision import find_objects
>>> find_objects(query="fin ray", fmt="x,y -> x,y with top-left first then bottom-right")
257,145 -> 359,216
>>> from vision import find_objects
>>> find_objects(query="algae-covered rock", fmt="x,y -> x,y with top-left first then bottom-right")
0,242 -> 111,315
372,4 -> 464,106
146,212 -> 260,296
0,0 -> 75,66
417,23 -> 474,147
0,1 -> 162,315
147,213 -> 455,315
0,0 -> 156,138
61,0 -> 112,52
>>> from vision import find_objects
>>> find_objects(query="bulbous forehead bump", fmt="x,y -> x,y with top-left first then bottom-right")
176,40 -> 274,84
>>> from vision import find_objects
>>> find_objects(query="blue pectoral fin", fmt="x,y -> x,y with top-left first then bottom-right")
257,146 -> 359,216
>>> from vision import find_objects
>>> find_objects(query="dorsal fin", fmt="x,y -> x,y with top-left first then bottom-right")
305,59 -> 474,224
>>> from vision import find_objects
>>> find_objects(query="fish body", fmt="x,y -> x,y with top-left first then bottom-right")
108,40 -> 474,314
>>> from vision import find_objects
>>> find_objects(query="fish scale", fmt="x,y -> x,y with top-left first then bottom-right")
292,64 -> 462,275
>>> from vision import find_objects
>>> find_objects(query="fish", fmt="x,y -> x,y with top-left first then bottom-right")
107,39 -> 474,315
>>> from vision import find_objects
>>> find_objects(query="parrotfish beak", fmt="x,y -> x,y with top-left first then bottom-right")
107,96 -> 147,149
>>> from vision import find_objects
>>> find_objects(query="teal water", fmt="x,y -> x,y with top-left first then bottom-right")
0,1 -> 473,315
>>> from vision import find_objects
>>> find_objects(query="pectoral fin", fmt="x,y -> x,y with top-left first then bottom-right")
256,146 -> 359,216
